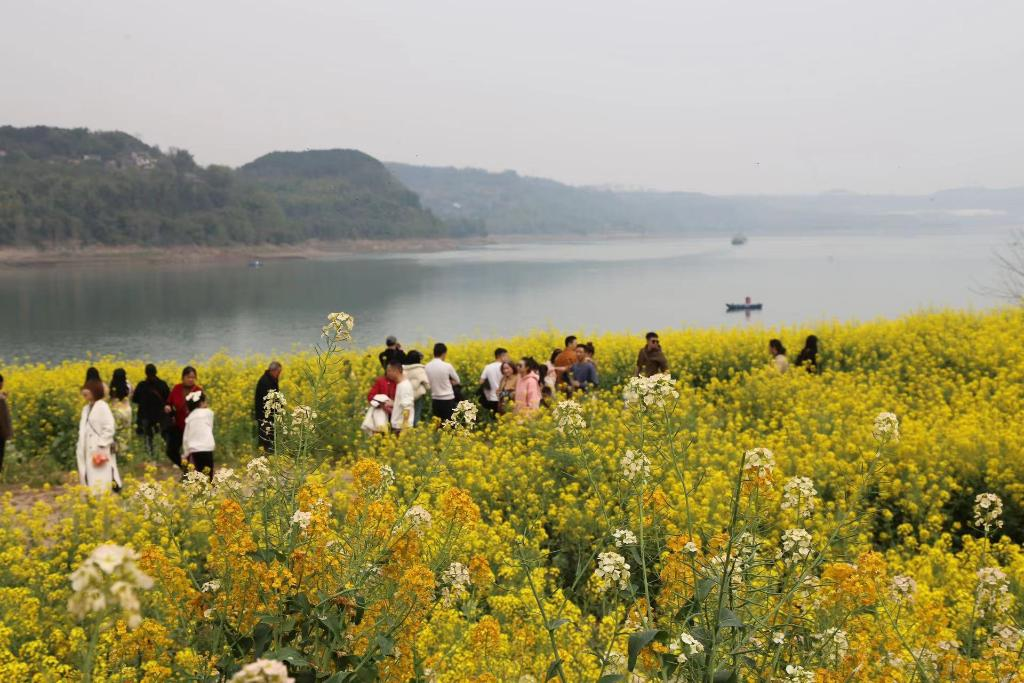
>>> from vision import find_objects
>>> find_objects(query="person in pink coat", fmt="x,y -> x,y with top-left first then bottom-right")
513,357 -> 543,415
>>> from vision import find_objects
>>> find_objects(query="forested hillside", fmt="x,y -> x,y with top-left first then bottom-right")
0,126 -> 459,247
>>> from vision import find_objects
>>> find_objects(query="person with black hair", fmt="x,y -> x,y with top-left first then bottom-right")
182,390 -> 215,479
109,368 -> 133,459
570,344 -> 599,392
425,342 -> 461,423
389,361 -> 415,434
378,336 -> 406,369
769,339 -> 789,373
164,366 -> 201,469
553,336 -> 579,390
133,364 -> 170,458
513,357 -> 542,414
795,335 -> 819,373
254,361 -> 282,452
637,332 -> 669,376
402,350 -> 430,425
76,379 -> 121,495
0,373 -> 12,473
479,347 -> 510,416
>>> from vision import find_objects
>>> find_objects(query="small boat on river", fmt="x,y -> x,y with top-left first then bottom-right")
249,259 -> 263,268
726,296 -> 762,312
731,234 -> 748,246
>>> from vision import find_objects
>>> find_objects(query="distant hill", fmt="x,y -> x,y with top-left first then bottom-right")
0,126 -> 468,248
388,162 -> 1024,236
239,150 -> 479,240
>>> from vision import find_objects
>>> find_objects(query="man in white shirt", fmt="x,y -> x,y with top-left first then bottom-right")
388,361 -> 415,434
479,347 -> 510,416
425,342 -> 461,423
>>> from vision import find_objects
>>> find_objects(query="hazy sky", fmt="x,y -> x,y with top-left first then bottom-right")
3,0 -> 1022,194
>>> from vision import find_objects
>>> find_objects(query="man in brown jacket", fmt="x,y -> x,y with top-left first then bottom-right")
636,332 -> 669,376
0,373 -> 12,472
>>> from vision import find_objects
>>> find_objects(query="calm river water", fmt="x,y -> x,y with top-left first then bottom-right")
0,231 -> 1012,363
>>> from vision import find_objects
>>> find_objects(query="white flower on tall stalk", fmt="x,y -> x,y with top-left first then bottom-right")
440,561 -> 472,605
593,552 -> 631,593
975,566 -> 1011,617
891,574 -> 917,601
780,476 -> 817,518
814,628 -> 850,664
623,373 -> 679,410
262,390 -> 287,420
873,412 -> 900,443
668,632 -> 704,662
553,400 -> 586,435
743,448 -> 775,482
380,464 -> 395,491
246,456 -> 271,483
772,631 -> 786,645
322,311 -> 355,344
213,467 -> 236,488
620,449 -> 651,483
290,510 -> 313,530
68,544 -> 153,630
781,664 -> 815,683
201,580 -> 221,593
444,401 -> 478,431
991,624 -> 1023,650
132,482 -> 165,522
612,528 -> 638,547
973,493 -> 1003,532
404,505 -> 432,529
182,469 -> 212,499
778,528 -> 813,565
230,658 -> 295,683
290,405 -> 318,432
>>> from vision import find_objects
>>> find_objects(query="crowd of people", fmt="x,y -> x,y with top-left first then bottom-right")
0,330 -> 821,491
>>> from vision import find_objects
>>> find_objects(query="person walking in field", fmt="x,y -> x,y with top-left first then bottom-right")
479,347 -> 510,416
133,364 -> 170,459
553,336 -> 579,390
165,366 -> 201,470
497,361 -> 518,414
636,332 -> 669,376
378,335 -> 406,369
570,344 -> 599,393
182,390 -> 215,479
425,343 -> 461,423
769,339 -> 789,373
0,374 -> 12,473
514,357 -> 543,415
76,379 -> 122,495
254,361 -> 283,452
795,335 -> 818,373
402,350 -> 430,425
389,361 -> 415,434
109,368 -> 133,460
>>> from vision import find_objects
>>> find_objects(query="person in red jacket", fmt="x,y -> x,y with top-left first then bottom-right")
164,366 -> 201,469
367,373 -> 397,417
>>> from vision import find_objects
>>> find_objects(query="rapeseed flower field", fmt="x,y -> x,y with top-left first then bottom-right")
1,308 -> 1023,681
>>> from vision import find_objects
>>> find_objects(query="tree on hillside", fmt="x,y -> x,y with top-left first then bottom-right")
993,228 -> 1024,304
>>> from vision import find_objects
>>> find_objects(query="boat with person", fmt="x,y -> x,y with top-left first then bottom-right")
726,296 -> 762,312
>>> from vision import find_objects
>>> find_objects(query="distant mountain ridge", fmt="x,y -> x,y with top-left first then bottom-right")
388,162 -> 1024,236
0,126 -> 468,248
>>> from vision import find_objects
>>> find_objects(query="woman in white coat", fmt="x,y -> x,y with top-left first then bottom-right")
76,379 -> 122,495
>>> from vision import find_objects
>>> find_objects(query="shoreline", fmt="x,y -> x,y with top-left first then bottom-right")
0,238 -> 496,267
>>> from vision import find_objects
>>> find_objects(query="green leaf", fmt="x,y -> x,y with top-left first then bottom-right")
249,548 -> 285,564
696,577 -> 715,602
375,633 -> 395,657
597,675 -> 626,683
545,658 -> 564,681
546,617 -> 571,631
713,669 -> 738,683
251,622 -> 273,657
717,607 -> 744,629
265,646 -> 309,667
627,629 -> 663,671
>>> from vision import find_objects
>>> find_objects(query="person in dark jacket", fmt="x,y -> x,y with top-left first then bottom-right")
378,336 -> 406,369
795,335 -> 819,373
0,373 -> 12,472
133,364 -> 170,458
165,366 -> 201,469
254,361 -> 283,452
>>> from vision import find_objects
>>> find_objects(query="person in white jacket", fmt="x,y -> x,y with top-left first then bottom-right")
402,350 -> 430,425
389,361 -> 415,435
182,390 -> 215,478
76,379 -> 122,495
